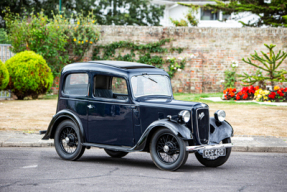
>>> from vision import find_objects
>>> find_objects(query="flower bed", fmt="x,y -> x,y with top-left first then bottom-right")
223,86 -> 287,102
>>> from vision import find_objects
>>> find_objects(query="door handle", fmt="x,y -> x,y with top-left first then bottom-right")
87,104 -> 94,109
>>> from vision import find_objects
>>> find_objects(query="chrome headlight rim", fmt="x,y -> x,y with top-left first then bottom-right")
214,110 -> 226,122
178,110 -> 190,123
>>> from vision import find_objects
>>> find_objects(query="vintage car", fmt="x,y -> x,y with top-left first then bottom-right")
41,61 -> 234,171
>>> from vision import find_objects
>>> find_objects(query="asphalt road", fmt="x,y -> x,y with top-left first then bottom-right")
0,148 -> 286,192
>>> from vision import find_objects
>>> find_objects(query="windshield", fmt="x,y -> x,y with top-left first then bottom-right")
131,75 -> 172,98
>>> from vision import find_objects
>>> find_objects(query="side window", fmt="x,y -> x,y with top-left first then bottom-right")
93,75 -> 128,100
64,73 -> 89,96
112,77 -> 128,94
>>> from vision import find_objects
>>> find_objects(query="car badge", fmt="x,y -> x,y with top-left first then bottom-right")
199,112 -> 205,120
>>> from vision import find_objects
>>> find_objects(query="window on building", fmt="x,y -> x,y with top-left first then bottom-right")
200,8 -> 219,20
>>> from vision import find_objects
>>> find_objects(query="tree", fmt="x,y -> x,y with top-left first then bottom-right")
83,0 -> 165,26
239,44 -> 287,88
179,0 -> 287,27
0,0 -> 165,28
0,0 -> 97,27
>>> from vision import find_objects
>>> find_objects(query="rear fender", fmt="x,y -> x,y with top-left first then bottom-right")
209,117 -> 234,144
42,109 -> 85,143
133,119 -> 192,151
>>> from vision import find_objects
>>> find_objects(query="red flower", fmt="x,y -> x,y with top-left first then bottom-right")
223,90 -> 227,94
268,92 -> 276,99
255,86 -> 259,90
232,88 -> 236,92
243,93 -> 248,100
238,91 -> 243,96
277,90 -> 284,97
283,88 -> 287,92
228,88 -> 233,92
230,92 -> 235,97
236,94 -> 240,100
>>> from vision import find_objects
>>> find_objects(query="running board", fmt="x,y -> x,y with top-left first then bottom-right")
82,143 -> 139,152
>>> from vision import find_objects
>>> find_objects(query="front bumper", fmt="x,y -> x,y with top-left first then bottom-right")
186,143 -> 233,152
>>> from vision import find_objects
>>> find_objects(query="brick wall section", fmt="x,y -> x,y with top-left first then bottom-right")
83,26 -> 287,93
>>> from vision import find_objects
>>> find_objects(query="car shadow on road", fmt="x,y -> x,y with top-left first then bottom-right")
71,154 -> 234,172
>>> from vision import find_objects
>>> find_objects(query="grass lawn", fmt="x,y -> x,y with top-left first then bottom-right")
0,93 -> 286,137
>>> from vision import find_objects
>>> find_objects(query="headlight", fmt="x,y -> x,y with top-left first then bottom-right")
214,110 -> 226,122
178,110 -> 190,123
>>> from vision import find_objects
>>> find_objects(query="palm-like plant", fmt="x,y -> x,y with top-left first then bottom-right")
239,44 -> 287,88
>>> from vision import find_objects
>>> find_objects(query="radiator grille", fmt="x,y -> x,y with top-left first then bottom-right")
196,108 -> 210,144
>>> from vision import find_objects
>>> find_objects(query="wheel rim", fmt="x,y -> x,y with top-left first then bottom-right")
156,133 -> 180,164
59,127 -> 78,154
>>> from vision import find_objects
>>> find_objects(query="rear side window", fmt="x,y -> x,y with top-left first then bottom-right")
64,73 -> 89,96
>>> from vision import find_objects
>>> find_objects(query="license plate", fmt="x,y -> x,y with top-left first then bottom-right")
203,148 -> 226,159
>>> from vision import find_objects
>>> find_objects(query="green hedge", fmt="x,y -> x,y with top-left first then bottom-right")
5,51 -> 53,99
0,60 -> 9,90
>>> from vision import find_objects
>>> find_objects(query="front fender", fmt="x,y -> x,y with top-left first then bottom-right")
209,117 -> 234,144
42,109 -> 85,143
133,119 -> 192,151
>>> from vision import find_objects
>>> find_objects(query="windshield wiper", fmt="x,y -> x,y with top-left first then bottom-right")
142,75 -> 158,83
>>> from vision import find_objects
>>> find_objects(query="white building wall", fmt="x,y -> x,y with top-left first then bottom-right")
154,1 -> 259,28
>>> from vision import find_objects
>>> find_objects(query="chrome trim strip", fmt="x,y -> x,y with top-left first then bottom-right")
186,143 -> 233,152
195,107 -> 210,145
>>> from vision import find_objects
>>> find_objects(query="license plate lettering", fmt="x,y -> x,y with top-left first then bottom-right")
203,148 -> 226,158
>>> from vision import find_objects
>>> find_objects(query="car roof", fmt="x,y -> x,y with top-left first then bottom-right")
62,61 -> 168,78
88,61 -> 155,69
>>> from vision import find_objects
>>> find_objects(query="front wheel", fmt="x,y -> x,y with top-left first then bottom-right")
150,128 -> 189,171
54,120 -> 85,161
195,137 -> 232,167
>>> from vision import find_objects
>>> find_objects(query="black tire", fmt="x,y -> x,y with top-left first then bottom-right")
54,120 -> 85,161
150,128 -> 189,171
195,137 -> 232,167
104,149 -> 128,158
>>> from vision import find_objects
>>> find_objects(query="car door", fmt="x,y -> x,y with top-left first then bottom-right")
87,74 -> 134,147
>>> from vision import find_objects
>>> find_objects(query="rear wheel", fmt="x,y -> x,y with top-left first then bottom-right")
54,120 -> 85,161
104,149 -> 128,158
195,137 -> 232,167
150,128 -> 188,171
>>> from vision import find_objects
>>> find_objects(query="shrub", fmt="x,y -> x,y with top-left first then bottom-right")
5,51 -> 53,99
4,9 -> 100,76
0,60 -> 9,90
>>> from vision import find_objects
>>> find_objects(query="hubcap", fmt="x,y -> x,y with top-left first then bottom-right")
65,137 -> 70,143
163,145 -> 169,152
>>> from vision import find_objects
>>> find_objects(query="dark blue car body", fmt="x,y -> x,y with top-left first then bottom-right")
43,61 -> 233,155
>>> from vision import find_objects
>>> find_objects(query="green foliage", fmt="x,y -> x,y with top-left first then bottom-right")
170,18 -> 188,27
167,57 -> 186,78
0,0 -> 165,27
92,39 -> 186,78
185,10 -> 199,27
4,9 -> 100,76
170,7 -> 199,27
0,59 -> 9,90
5,51 -> 54,100
0,28 -> 10,44
239,44 -> 287,87
224,62 -> 238,88
179,0 -> 287,27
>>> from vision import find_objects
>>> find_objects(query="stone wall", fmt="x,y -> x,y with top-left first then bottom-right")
84,26 -> 287,93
